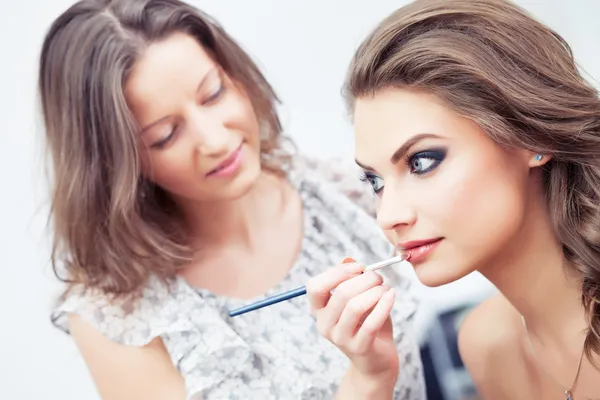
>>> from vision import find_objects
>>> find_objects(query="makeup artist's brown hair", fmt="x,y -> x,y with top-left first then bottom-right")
39,0 -> 291,297
344,0 -> 600,361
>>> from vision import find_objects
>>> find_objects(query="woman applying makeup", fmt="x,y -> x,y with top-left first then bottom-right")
40,0 -> 425,399
307,0 -> 600,398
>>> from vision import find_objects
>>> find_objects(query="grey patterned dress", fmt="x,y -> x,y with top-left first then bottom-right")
51,155 -> 426,400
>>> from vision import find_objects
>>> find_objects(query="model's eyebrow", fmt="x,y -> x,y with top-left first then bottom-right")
355,133 -> 442,170
140,67 -> 218,133
354,158 -> 373,171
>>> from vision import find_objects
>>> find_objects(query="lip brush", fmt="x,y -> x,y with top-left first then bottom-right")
227,253 -> 410,317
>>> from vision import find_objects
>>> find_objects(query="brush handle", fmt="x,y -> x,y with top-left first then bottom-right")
227,254 -> 409,318
228,286 -> 307,317
364,254 -> 406,272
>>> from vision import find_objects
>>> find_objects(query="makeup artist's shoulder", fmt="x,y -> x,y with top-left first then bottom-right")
457,293 -> 530,398
68,314 -> 187,400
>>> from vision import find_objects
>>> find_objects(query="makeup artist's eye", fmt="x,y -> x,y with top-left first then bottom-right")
152,127 -> 178,149
202,76 -> 226,105
359,171 -> 385,194
407,149 -> 446,175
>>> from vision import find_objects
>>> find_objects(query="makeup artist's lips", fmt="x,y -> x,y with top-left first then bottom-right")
397,238 -> 443,264
206,144 -> 244,178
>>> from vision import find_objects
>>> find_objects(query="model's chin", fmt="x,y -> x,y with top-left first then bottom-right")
412,259 -> 473,288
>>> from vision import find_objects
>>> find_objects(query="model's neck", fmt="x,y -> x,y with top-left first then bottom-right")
481,189 -> 586,349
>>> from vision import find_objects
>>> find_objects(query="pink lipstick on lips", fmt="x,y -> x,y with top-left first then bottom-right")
206,144 -> 244,178
397,237 -> 443,263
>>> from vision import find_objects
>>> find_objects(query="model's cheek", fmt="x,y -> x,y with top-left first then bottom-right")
410,152 -> 488,244
441,154 -> 522,257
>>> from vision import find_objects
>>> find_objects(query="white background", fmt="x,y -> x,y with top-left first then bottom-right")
1,1 -> 599,398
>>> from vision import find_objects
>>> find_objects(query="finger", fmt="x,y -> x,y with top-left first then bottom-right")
319,271 -> 384,330
306,259 -> 364,311
327,271 -> 384,317
331,285 -> 389,345
350,288 -> 396,355
352,284 -> 391,331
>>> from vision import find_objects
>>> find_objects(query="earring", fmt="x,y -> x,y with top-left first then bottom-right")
535,154 -> 543,162
138,180 -> 151,199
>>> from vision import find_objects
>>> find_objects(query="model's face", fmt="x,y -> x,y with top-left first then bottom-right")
126,32 -> 262,204
354,88 -> 542,287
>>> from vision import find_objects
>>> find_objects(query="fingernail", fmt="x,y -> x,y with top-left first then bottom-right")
385,288 -> 396,298
342,258 -> 364,274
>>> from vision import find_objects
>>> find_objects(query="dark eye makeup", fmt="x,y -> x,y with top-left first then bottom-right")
359,147 -> 447,194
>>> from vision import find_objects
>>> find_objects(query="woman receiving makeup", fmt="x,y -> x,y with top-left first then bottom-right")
307,0 -> 600,398
40,0 -> 424,398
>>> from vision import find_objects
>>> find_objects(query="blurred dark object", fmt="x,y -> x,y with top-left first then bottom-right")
418,303 -> 480,400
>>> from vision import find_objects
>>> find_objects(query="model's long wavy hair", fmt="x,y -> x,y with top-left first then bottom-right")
39,0 -> 291,297
344,0 -> 600,361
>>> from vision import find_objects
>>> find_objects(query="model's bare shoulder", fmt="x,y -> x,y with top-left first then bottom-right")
458,293 -> 528,399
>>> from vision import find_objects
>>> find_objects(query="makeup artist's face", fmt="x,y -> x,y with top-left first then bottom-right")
125,32 -> 261,203
354,88 -> 535,287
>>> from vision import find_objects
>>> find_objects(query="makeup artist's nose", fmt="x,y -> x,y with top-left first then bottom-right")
376,182 -> 417,232
188,109 -> 229,156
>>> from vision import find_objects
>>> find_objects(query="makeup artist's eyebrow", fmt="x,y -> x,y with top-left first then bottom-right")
140,67 -> 219,133
355,133 -> 442,170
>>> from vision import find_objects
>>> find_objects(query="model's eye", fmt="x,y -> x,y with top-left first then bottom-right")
406,149 -> 446,175
360,171 -> 385,194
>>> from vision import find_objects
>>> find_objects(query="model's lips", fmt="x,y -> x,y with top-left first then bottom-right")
206,143 -> 243,177
397,237 -> 443,264
397,238 -> 442,251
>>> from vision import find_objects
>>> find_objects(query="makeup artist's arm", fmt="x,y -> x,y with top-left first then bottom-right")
306,260 -> 399,399
69,314 -> 188,400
